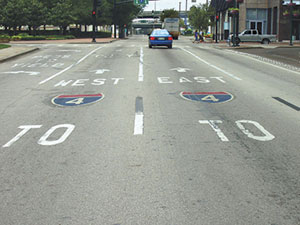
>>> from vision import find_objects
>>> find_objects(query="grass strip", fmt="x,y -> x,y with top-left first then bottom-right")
0,44 -> 11,49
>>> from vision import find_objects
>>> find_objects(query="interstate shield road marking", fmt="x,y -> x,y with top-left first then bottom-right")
180,92 -> 233,103
52,93 -> 104,107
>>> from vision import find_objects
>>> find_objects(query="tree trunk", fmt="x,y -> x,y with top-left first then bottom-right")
28,26 -> 32,35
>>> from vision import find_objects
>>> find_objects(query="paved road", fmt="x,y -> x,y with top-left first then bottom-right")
0,35 -> 299,225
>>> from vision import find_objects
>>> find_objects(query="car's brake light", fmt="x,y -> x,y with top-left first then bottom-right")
168,37 -> 173,40
150,37 -> 155,40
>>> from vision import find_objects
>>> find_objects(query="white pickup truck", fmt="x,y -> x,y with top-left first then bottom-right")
231,29 -> 276,44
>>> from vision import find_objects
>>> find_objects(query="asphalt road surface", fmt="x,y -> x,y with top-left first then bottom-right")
0,35 -> 299,225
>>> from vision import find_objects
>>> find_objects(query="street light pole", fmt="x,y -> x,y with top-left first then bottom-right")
232,0 -> 238,46
289,0 -> 294,46
113,0 -> 117,38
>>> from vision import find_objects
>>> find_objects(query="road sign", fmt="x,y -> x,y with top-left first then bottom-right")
52,94 -> 104,107
134,0 -> 148,5
180,92 -> 233,103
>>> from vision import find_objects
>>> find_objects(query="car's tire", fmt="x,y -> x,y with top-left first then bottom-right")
149,44 -> 152,48
168,44 -> 172,49
262,39 -> 270,44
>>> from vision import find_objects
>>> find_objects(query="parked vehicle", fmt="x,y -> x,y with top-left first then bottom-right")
231,29 -> 277,44
148,29 -> 173,49
163,18 -> 180,40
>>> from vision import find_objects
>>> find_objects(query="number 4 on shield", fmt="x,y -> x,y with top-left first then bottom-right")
65,98 -> 84,105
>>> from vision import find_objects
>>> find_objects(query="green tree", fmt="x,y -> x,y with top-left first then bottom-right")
2,0 -> 27,34
49,0 -> 76,34
160,9 -> 179,22
116,2 -> 141,37
179,18 -> 186,29
24,0 -> 46,35
40,0 -> 59,26
188,4 -> 213,32
71,0 -> 93,28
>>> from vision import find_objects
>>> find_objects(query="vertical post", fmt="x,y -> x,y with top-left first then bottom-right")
185,0 -> 188,26
92,0 -> 97,42
289,0 -> 294,46
114,0 -> 117,38
216,12 -> 218,43
236,2 -> 239,39
232,0 -> 237,46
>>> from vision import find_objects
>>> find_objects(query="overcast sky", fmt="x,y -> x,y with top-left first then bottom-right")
144,0 -> 207,11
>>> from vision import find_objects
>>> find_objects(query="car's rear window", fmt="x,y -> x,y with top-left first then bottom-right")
152,30 -> 169,36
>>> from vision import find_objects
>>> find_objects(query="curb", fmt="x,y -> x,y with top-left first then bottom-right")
0,47 -> 39,63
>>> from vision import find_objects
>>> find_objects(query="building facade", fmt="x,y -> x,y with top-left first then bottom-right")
210,0 -> 300,41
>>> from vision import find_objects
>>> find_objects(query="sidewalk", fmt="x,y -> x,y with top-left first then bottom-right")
189,38 -> 300,70
0,38 -> 117,63
198,38 -> 300,49
9,37 -> 116,44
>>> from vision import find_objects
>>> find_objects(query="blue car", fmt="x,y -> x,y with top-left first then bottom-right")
149,29 -> 173,49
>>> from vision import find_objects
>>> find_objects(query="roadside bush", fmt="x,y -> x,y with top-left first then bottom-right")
45,35 -> 75,40
20,36 -> 46,40
0,34 -> 11,39
0,34 -> 11,43
18,33 -> 30,36
11,35 -> 22,41
204,33 -> 213,38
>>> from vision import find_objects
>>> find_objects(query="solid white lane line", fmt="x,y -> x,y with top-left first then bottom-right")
181,47 -> 242,81
75,46 -> 103,65
39,64 -> 74,85
39,46 -> 103,85
134,113 -> 144,135
138,47 -> 144,82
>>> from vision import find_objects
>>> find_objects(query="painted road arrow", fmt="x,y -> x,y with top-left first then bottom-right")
170,67 -> 191,73
91,69 -> 111,74
2,71 -> 40,76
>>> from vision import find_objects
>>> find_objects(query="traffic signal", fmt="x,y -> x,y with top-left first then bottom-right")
92,10 -> 96,15
97,0 -> 101,6
216,15 -> 219,21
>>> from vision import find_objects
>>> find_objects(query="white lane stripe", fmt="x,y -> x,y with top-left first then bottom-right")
134,113 -> 144,135
39,64 -> 74,85
75,46 -> 103,65
39,46 -> 103,85
181,47 -> 242,81
138,47 -> 144,82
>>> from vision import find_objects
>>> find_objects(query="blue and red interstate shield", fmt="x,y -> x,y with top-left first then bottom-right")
52,93 -> 104,106
180,92 -> 233,103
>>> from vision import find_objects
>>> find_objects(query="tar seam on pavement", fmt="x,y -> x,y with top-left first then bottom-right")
272,97 -> 300,111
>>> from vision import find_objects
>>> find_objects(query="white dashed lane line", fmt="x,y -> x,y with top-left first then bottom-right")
134,97 -> 144,135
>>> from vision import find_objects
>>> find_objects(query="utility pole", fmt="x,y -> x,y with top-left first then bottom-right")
185,0 -> 188,26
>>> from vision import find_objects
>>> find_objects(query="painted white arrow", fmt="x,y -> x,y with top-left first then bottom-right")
2,71 -> 40,76
170,67 -> 191,73
58,50 -> 81,52
91,69 -> 111,74
127,54 -> 134,58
